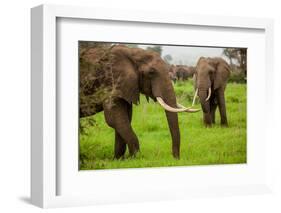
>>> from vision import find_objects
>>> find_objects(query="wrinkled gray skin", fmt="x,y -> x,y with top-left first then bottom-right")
194,57 -> 230,127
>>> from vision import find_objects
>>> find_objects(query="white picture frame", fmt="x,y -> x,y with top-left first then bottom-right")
31,4 -> 274,208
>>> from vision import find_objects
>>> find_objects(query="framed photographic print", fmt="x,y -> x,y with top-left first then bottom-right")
31,4 -> 274,208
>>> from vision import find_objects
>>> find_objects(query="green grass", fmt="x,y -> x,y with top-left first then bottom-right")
79,81 -> 246,170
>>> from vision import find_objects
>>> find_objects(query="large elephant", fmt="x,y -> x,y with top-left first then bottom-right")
193,57 -> 230,127
79,45 -> 199,159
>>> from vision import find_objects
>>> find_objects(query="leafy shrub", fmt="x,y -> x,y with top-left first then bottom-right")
228,70 -> 246,83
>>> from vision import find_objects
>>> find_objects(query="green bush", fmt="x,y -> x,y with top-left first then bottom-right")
228,70 -> 246,83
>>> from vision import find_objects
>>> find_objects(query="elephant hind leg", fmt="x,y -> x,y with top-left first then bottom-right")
114,103 -> 133,159
114,131 -> 126,159
103,99 -> 139,157
210,101 -> 217,124
217,88 -> 228,126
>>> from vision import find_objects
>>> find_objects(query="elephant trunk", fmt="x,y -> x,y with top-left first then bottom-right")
164,94 -> 181,159
153,81 -> 181,158
199,91 -> 210,113
152,76 -> 199,158
198,89 -> 212,126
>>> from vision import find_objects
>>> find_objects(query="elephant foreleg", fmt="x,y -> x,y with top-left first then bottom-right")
217,88 -> 228,126
103,99 -> 139,157
210,99 -> 217,124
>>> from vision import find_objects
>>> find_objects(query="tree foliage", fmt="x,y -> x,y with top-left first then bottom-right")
163,54 -> 173,64
126,44 -> 139,48
79,41 -> 111,52
222,48 -> 247,75
146,45 -> 162,56
79,42 -> 118,118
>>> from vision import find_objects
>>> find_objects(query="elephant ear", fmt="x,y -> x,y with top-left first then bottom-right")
211,58 -> 231,90
128,48 -> 154,65
193,69 -> 198,90
111,46 -> 153,105
123,48 -> 155,79
193,57 -> 205,90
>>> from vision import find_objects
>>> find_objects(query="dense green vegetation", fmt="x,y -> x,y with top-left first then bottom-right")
79,81 -> 246,170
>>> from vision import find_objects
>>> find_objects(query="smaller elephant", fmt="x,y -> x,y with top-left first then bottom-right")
193,57 -> 230,127
168,64 -> 177,82
175,65 -> 195,81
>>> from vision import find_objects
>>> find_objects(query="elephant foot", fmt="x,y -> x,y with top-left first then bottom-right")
204,118 -> 213,127
172,149 -> 180,159
128,149 -> 140,158
113,156 -> 125,160
220,123 -> 228,127
221,119 -> 228,127
173,153 -> 180,159
204,123 -> 212,128
114,149 -> 140,160
114,153 -> 126,160
126,143 -> 139,157
203,113 -> 213,127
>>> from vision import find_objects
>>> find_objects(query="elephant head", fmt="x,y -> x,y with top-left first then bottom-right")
193,57 -> 230,126
112,45 -> 199,111
110,45 -> 199,158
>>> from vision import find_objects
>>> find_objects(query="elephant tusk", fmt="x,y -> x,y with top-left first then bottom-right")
177,103 -> 201,112
176,103 -> 187,109
192,88 -> 198,106
156,97 -> 200,113
205,87 -> 211,101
